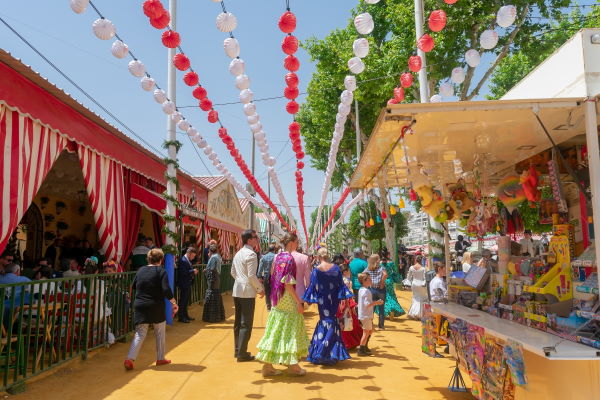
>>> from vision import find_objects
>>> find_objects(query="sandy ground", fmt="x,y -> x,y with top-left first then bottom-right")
12,290 -> 472,400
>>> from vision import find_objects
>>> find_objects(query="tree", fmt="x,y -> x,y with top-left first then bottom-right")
348,200 -> 408,249
298,0 -> 578,188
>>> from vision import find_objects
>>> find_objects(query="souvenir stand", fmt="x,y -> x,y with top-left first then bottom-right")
349,30 -> 600,400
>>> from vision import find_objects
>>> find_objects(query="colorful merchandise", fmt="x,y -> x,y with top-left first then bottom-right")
421,304 -> 438,357
503,340 -> 527,386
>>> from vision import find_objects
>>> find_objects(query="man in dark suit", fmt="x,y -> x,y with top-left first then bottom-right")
177,247 -> 198,323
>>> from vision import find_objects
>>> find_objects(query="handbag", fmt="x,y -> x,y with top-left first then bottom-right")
343,310 -> 353,331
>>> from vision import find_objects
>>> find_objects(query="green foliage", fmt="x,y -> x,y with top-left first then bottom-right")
517,201 -> 553,233
309,205 -> 341,239
347,200 -> 408,242
298,0 -> 579,188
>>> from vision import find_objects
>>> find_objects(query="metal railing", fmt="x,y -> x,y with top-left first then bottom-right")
0,263 -> 232,392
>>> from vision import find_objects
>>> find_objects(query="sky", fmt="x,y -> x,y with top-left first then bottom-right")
0,0 -> 596,231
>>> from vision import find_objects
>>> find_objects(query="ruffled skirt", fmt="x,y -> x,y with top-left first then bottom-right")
307,316 -> 351,365
408,284 -> 428,319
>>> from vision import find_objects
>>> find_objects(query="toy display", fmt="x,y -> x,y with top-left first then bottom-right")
421,304 -> 438,357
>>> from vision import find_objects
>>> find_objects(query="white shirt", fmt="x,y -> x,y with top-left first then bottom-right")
357,287 -> 374,320
231,245 -> 264,298
519,238 -> 539,256
430,276 -> 447,302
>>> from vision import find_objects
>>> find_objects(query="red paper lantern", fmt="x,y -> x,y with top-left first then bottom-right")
150,10 -> 170,30
387,98 -> 398,105
282,35 -> 299,55
400,72 -> 413,88
408,55 -> 422,72
417,34 -> 435,53
222,135 -> 233,146
199,98 -> 212,111
428,10 -> 447,32
226,142 -> 235,151
161,30 -> 180,48
284,55 -> 300,72
278,11 -> 297,34
381,212 -> 387,219
143,0 -> 164,19
218,127 -> 227,138
394,87 -> 405,102
285,72 -> 299,88
297,161 -> 304,169
292,143 -> 302,153
296,151 -> 305,159
444,0 -> 458,4
284,86 -> 299,100
173,53 -> 190,71
207,110 -> 218,123
286,100 -> 299,114
289,121 -> 301,132
295,170 -> 302,178
192,86 -> 207,100
289,130 -> 300,141
183,71 -> 199,86
230,149 -> 239,158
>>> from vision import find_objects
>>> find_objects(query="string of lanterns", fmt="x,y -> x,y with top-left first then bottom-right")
211,0 -> 297,230
315,187 -> 352,245
321,191 -> 365,243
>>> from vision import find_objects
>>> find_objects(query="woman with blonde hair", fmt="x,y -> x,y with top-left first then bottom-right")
363,253 -> 387,329
462,251 -> 475,274
303,247 -> 353,365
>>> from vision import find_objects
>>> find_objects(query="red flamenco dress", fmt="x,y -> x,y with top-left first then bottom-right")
337,277 -> 362,349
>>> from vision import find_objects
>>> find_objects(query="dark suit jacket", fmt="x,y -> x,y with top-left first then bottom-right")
177,256 -> 195,288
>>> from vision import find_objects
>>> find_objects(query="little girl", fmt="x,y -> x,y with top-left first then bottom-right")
336,264 -> 362,349
357,273 -> 383,356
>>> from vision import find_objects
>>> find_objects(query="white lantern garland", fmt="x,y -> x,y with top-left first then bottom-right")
352,38 -> 370,58
216,12 -> 238,33
153,89 -> 167,104
223,38 -> 240,58
430,94 -> 442,103
111,40 -> 129,58
497,5 -> 517,28
141,76 -> 156,91
451,67 -> 465,84
354,13 -> 374,35
348,57 -> 365,74
439,82 -> 454,97
465,49 -> 481,68
480,29 -> 499,50
127,60 -> 146,77
92,18 -> 116,40
70,0 -> 89,14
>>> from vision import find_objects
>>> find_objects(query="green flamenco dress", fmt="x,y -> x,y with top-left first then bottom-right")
377,261 -> 406,317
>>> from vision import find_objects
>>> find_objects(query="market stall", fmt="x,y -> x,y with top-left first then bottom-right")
349,29 -> 600,400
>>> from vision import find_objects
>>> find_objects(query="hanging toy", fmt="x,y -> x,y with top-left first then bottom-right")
390,205 -> 397,215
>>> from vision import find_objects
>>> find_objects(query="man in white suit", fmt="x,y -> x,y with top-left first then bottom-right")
231,229 -> 264,362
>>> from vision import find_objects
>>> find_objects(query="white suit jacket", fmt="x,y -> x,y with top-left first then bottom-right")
231,245 -> 264,298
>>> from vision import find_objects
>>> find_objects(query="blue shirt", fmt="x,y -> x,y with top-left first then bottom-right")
0,273 -> 32,300
349,258 -> 368,290
257,252 -> 275,279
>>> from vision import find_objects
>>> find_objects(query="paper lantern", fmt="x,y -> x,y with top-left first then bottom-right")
286,100 -> 299,114
348,57 -> 365,74
439,82 -> 454,97
143,0 -> 164,18
141,76 -> 155,91
282,35 -> 298,55
398,198 -> 405,208
239,89 -> 253,104
279,11 -> 297,34
254,131 -> 266,141
243,103 -> 256,116
480,30 -> 499,50
338,103 -> 350,116
197,139 -> 207,149
284,86 -> 299,100
128,60 -> 146,77
344,75 -> 357,92
153,89 -> 167,103
173,53 -> 190,71
397,76 -> 413,93
192,86 -> 207,100
203,145 -> 212,156
216,12 -> 237,33
394,87 -> 405,102
289,130 -> 300,142
218,127 -> 228,138
289,121 -> 301,133
353,38 -> 370,58
465,49 -> 481,67
430,94 -> 442,103
224,38 -> 240,58
408,55 -> 422,72
296,151 -> 305,160
369,218 -> 375,226
497,5 -> 517,28
292,142 -> 302,153
250,123 -> 263,133
150,10 -> 170,30
449,68 -> 465,85
229,58 -> 245,76
340,90 -> 354,106
364,0 -> 381,3
183,71 -> 199,86
284,55 -> 300,72
390,205 -> 397,215
235,74 -> 250,90
381,212 -> 387,219
162,101 -> 176,115
428,10 -> 447,32
207,110 -> 219,123
247,114 -> 259,125
417,34 -> 435,53
199,98 -> 213,111
387,98 -> 398,105
187,128 -> 198,138
444,0 -> 458,4
177,120 -> 190,132
92,18 -> 116,40
354,13 -> 374,35
70,0 -> 89,14
285,72 -> 299,88
161,30 -> 180,48
171,112 -> 182,124
111,40 -> 129,58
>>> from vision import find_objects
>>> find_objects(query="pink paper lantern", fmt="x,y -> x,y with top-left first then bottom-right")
428,10 -> 447,32
417,34 -> 435,53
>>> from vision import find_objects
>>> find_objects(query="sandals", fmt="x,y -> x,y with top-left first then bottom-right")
262,365 -> 282,377
286,366 -> 307,377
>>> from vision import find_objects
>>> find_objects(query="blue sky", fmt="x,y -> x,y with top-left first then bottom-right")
0,1 -> 595,227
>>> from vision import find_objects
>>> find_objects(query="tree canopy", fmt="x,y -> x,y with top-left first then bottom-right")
347,200 -> 408,246
308,204 -> 341,240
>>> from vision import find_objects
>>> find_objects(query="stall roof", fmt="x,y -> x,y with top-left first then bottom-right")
349,97 -> 598,190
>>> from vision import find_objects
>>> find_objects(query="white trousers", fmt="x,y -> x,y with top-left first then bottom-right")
126,322 -> 166,361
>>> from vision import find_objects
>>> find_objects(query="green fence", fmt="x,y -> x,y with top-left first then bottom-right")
0,264 -> 232,392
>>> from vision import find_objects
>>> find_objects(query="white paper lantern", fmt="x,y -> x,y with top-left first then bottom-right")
451,67 -> 465,84
92,18 -> 116,40
243,103 -> 256,116
439,82 -> 454,97
247,114 -> 259,125
153,89 -> 167,104
340,90 -> 353,106
336,114 -> 346,125
354,13 -> 374,35
250,123 -> 263,133
177,120 -> 191,131
141,76 -> 155,91
211,158 -> 220,166
198,139 -> 207,148
208,153 -> 217,161
430,94 -> 442,103
162,101 -> 176,115
111,40 -> 128,58
203,145 -> 212,155
235,75 -> 250,90
239,89 -> 254,104
260,143 -> 269,153
254,131 -> 266,141
497,5 -> 517,28
216,12 -> 238,33
224,38 -> 240,58
348,57 -> 365,74
465,49 -> 481,68
266,157 -> 276,167
128,60 -> 146,77
229,58 -> 245,76
352,38 -> 370,58
344,75 -> 357,92
338,103 -> 351,116
70,0 -> 89,14
171,112 -> 183,124
187,128 -> 198,137
364,0 -> 380,3
480,30 -> 499,50
190,134 -> 201,144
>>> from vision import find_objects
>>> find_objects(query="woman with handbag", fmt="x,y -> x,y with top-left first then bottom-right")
406,255 -> 427,320
336,263 -> 363,349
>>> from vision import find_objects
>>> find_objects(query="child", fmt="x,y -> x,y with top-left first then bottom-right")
357,273 -> 384,356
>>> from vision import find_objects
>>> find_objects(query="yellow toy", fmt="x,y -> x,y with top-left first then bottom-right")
523,234 -> 571,303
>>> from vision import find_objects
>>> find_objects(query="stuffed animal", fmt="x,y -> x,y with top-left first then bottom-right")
520,165 -> 540,202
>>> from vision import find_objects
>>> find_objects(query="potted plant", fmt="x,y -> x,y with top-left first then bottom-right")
55,201 -> 67,215
44,214 -> 55,227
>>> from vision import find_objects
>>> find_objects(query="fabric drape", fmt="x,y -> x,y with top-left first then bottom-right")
152,212 -> 165,248
120,170 -> 142,264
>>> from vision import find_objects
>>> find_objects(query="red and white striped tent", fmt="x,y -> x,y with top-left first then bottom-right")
0,50 -> 208,262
